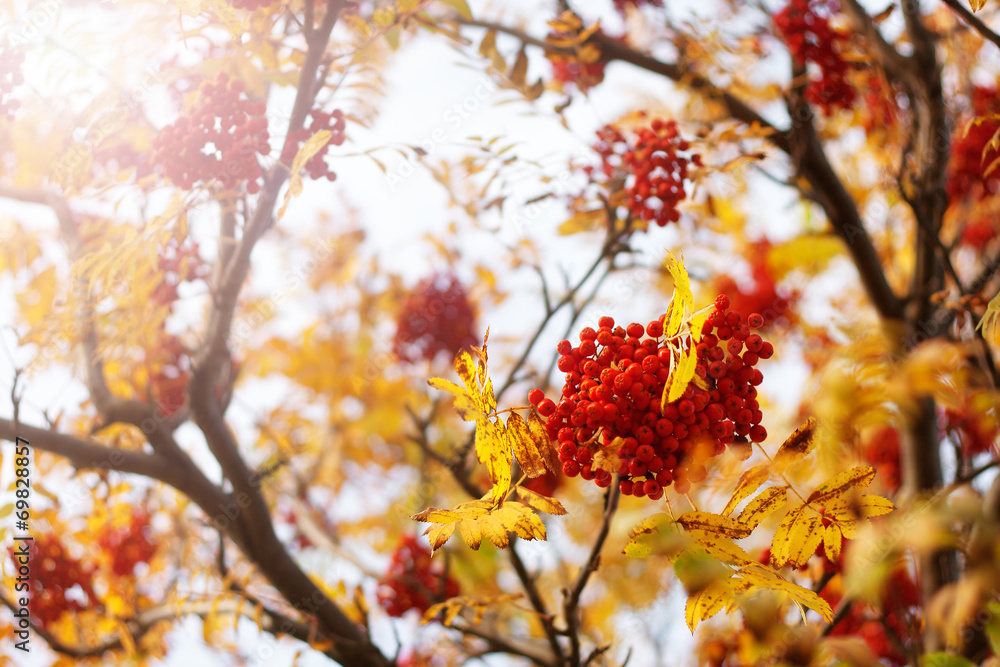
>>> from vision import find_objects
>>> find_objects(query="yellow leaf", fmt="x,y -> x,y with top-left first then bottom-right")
774,418 -> 818,468
721,463 -> 771,517
425,522 -> 456,553
770,505 -> 804,567
783,514 -> 824,569
663,251 -> 694,338
824,523 -> 842,563
741,571 -> 834,622
664,342 -> 698,406
977,290 -> 1000,345
117,620 -> 137,655
427,378 -> 484,421
478,30 -> 505,72
685,529 -> 756,567
436,0 -> 473,19
278,130 -> 333,220
677,511 -> 753,539
515,486 -> 567,515
480,512 -> 510,548
623,513 -> 675,558
372,6 -> 395,27
506,413 -> 547,478
558,208 -> 605,235
459,519 -> 482,550
685,579 -> 734,632
736,486 -> 787,530
806,465 -> 877,505
766,236 -> 843,280
527,410 -> 561,476
16,265 -> 58,327
423,594 -> 522,627
476,418 -> 512,505
411,508 -> 462,523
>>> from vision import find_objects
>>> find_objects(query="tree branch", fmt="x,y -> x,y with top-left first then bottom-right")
940,0 -> 1000,51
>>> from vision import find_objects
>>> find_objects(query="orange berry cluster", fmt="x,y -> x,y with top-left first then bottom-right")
377,535 -> 459,617
774,0 -> 857,115
280,108 -> 346,182
583,119 -> 699,229
97,510 -> 157,577
0,47 -> 24,121
551,59 -> 606,92
393,272 -> 478,364
530,295 -> 772,499
8,533 -> 97,627
152,73 -> 270,193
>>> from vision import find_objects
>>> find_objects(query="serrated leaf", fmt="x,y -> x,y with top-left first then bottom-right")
423,593 -> 521,627
558,208 -> 605,235
476,418 -> 512,505
824,523 -> 842,563
685,529 -> 756,566
664,342 -> 698,405
278,130 -> 333,220
506,412 -> 547,478
774,417 -> 818,467
677,511 -> 753,539
770,505 -> 805,568
806,465 -> 876,505
826,493 -> 895,521
515,486 -> 567,515
685,579 -> 734,632
411,508 -> 462,523
623,513 -> 674,558
427,378 -> 484,421
480,512 -> 510,548
527,410 -> 561,476
736,486 -> 788,530
663,251 -> 694,338
425,522 -> 456,552
459,519 -> 482,550
722,463 -> 772,516
742,572 -> 834,622
783,514 -> 824,569
509,48 -> 528,88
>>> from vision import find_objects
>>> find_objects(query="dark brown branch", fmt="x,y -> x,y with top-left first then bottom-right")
940,0 -> 1000,51
563,482 -> 619,667
452,621 -> 555,667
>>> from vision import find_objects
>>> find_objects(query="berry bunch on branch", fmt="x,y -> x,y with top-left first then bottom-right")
97,509 -> 158,577
393,272 -> 478,364
582,117 -> 699,229
545,12 -> 606,93
529,256 -> 773,498
152,73 -> 270,193
280,108 -> 347,182
8,532 -> 98,628
377,535 -> 459,617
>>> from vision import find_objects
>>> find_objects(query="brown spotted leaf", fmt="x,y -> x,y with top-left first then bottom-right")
774,418 -> 818,468
722,463 -> 771,517
677,511 -> 753,539
526,410 -> 561,476
806,466 -> 876,506
515,486 -> 567,515
769,504 -> 805,568
783,514 -> 824,569
736,486 -> 788,531
506,412 -> 547,478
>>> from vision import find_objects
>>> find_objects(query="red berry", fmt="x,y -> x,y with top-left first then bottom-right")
528,388 -> 545,405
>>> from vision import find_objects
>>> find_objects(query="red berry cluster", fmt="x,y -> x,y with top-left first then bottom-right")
941,391 -> 999,458
861,426 -> 901,493
8,533 -> 97,627
377,535 -> 459,617
152,73 -> 270,193
280,108 -> 347,182
393,272 -> 478,364
582,119 -> 699,229
0,47 -> 24,121
529,295 -> 773,499
947,87 -> 1000,216
774,0 -> 857,115
150,335 -> 190,418
550,59 -> 606,92
97,510 -> 157,577
712,241 -> 797,330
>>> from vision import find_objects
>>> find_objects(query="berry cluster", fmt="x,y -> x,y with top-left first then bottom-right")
377,535 -> 459,617
947,87 -> 1000,244
393,272 -> 478,364
8,533 -> 97,627
550,58 -> 606,93
861,426 -> 901,493
712,241 -> 796,330
97,510 -> 157,577
0,47 -> 24,121
152,73 -> 270,193
582,118 -> 699,229
941,391 -> 999,458
530,295 -> 773,499
774,0 -> 857,115
280,108 -> 347,182
149,335 -> 190,418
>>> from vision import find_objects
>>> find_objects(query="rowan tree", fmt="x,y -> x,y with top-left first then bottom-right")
1,0 -> 1000,665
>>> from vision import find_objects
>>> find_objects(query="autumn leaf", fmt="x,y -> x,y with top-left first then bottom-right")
685,579 -> 734,632
721,463 -> 771,516
774,417 -> 818,468
515,485 -> 568,515
685,529 -> 757,567
423,593 -> 522,627
663,251 -> 694,338
278,130 -> 333,220
663,341 -> 698,406
769,505 -> 805,568
477,418 -> 512,505
677,511 -> 753,540
413,499 -> 547,552
527,411 -> 561,476
968,0 -> 988,14
824,523 -> 842,562
506,412 -> 548,478
736,486 -> 788,530
781,514 -> 824,569
738,568 -> 834,622
806,465 -> 877,505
